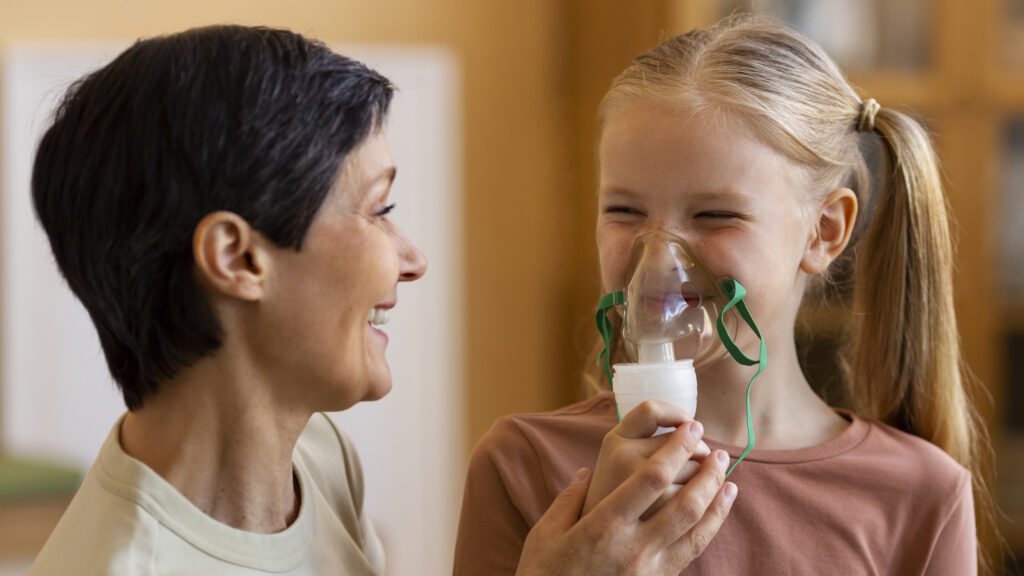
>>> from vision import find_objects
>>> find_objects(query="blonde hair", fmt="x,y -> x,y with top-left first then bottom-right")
586,15 -> 998,572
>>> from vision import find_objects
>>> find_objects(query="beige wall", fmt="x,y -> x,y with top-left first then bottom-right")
0,0 -> 577,453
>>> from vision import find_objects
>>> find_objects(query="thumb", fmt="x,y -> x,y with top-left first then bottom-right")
533,468 -> 592,535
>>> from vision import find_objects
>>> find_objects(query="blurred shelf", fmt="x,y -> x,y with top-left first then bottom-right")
0,456 -> 81,505
0,495 -> 71,558
999,434 -> 1024,551
986,76 -> 1024,110
846,72 -> 940,110
0,456 -> 80,560
1001,302 -> 1024,331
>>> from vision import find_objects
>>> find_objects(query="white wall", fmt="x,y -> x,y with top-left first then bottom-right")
1,43 -> 463,576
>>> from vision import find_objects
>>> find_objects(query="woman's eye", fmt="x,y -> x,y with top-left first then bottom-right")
696,212 -> 737,220
375,203 -> 396,218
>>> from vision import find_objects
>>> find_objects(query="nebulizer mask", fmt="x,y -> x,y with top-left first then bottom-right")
596,230 -> 766,475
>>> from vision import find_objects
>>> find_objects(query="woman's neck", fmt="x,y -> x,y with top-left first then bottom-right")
693,327 -> 849,450
119,351 -> 309,534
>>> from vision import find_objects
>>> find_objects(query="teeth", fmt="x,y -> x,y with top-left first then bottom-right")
369,307 -> 390,326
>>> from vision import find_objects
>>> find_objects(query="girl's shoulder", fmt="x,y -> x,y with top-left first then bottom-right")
468,392 -> 618,482
474,391 -> 618,453
850,412 -> 971,488
707,409 -> 970,499
465,393 -> 618,524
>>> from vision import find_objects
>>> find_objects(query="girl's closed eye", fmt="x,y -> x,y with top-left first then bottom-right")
603,205 -> 646,216
695,211 -> 739,220
375,202 -> 396,218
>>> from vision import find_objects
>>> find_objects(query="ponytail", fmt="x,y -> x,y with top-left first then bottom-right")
847,106 -> 967,457
847,105 -> 999,572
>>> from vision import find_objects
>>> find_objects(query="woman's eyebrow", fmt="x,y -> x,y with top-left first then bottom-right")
368,166 -> 397,188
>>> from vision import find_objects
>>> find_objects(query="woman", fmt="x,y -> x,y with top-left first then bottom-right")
27,25 -> 731,575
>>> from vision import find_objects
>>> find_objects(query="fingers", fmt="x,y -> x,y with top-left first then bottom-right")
665,481 -> 738,567
694,440 -> 711,458
596,421 -> 705,520
639,448 -> 709,520
533,468 -> 593,535
616,400 -> 693,439
601,435 -> 709,468
673,458 -> 703,485
646,449 -> 730,547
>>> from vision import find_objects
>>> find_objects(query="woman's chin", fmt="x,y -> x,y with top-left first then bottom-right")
362,380 -> 393,403
315,375 -> 393,412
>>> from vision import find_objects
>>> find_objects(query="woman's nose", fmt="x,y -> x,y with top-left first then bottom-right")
396,228 -> 427,282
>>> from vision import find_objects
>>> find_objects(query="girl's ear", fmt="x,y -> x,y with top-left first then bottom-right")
192,211 -> 269,301
800,187 -> 858,275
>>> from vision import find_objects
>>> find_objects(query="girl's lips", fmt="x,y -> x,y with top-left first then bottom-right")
638,292 -> 709,312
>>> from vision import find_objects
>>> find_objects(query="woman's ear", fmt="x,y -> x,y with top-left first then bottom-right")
801,187 -> 858,275
192,211 -> 268,301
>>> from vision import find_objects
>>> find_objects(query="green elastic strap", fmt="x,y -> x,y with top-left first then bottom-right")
596,290 -> 624,420
716,279 -> 767,477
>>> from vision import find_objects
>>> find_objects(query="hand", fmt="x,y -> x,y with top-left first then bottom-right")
514,416 -> 737,576
583,400 -> 712,518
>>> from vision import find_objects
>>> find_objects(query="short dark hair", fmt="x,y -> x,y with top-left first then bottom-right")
32,25 -> 394,410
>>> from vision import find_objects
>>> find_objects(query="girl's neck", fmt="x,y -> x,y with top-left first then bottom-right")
694,331 -> 849,450
119,350 -> 309,534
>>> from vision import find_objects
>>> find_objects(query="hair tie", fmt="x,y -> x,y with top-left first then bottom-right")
857,98 -> 880,133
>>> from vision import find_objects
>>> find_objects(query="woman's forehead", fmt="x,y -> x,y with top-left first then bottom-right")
333,131 -> 395,200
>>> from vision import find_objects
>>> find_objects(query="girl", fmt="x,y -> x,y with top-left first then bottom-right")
454,15 -> 994,575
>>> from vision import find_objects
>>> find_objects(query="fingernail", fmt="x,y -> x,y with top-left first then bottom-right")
689,420 -> 704,441
715,450 -> 729,467
573,468 -> 591,483
723,482 -> 738,504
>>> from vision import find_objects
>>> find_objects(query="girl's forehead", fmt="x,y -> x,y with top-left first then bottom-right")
598,105 -> 801,198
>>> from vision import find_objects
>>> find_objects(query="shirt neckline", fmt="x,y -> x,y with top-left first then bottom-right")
702,409 -> 871,464
95,413 -> 315,571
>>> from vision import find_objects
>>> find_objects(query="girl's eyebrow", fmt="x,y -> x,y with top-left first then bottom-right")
597,186 -> 643,200
686,189 -> 753,204
599,185 -> 753,204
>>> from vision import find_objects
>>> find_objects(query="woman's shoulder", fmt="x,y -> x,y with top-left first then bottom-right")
294,413 -> 352,470
292,413 -> 368,521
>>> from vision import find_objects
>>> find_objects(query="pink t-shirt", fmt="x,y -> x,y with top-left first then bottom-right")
453,392 -> 976,575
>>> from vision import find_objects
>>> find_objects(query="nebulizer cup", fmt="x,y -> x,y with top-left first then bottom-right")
600,230 -> 738,431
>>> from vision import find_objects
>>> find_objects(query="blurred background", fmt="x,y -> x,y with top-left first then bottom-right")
0,0 -> 1021,574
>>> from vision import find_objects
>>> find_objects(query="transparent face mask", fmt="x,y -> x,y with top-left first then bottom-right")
620,230 -> 738,366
